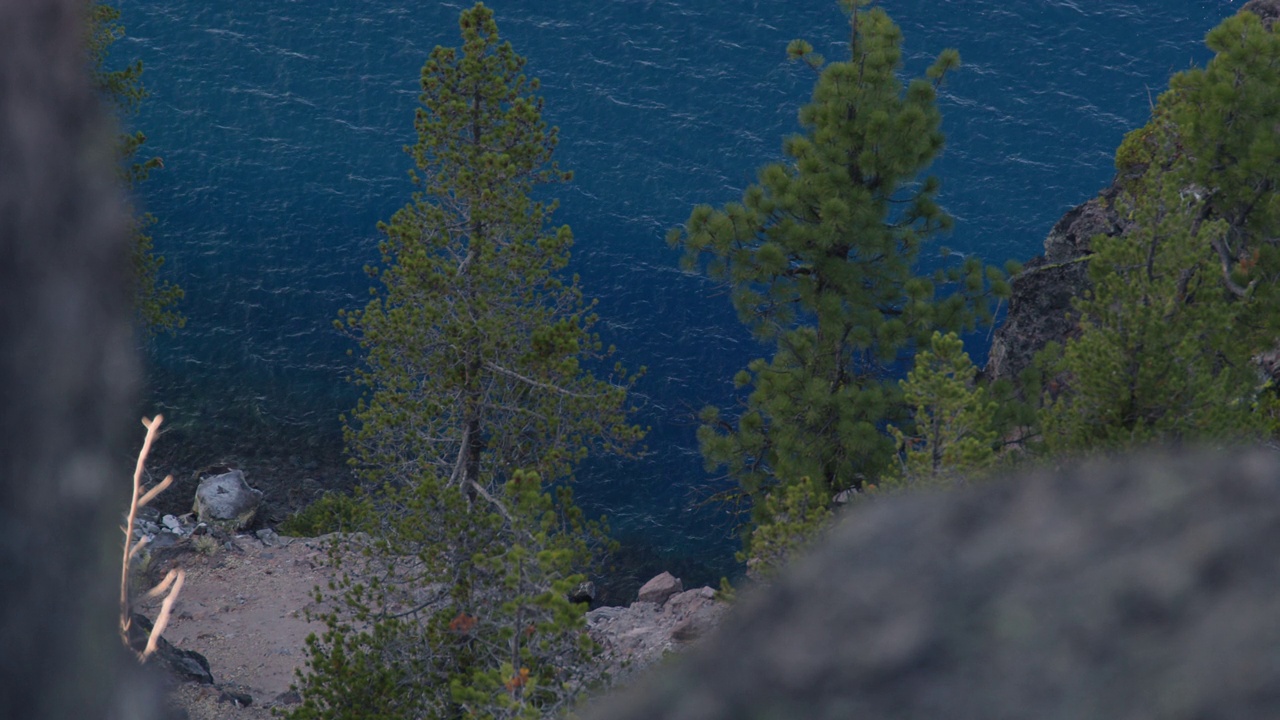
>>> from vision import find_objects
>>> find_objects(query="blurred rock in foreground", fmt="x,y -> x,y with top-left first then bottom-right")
585,449 -> 1280,720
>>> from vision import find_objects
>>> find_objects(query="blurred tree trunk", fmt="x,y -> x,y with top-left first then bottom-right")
0,1 -> 165,717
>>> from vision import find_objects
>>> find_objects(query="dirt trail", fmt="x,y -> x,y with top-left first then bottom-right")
137,531 -> 714,719
139,534 -> 340,719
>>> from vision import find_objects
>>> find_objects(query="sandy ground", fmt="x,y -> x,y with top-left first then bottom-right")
138,533 -> 342,719
134,530 -> 708,719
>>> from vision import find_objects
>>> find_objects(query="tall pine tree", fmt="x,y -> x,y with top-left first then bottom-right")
293,5 -> 641,718
341,3 -> 641,496
670,0 -> 1004,545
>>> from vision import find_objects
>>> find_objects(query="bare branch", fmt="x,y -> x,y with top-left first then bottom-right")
467,478 -> 514,524
143,569 -> 185,660
120,414 -> 184,662
483,361 -> 606,399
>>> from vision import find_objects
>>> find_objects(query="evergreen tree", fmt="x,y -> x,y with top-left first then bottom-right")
1036,9 -> 1280,454
884,331 -> 996,488
86,2 -> 184,335
341,3 -> 640,497
293,5 -> 640,717
1039,174 -> 1266,453
740,476 -> 831,581
289,471 -> 603,720
1114,9 -> 1280,343
670,0 -> 1005,544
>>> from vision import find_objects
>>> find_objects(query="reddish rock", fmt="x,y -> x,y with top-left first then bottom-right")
587,581 -> 729,688
636,572 -> 683,605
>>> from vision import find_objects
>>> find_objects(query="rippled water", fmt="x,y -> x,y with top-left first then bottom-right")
117,0 -> 1227,588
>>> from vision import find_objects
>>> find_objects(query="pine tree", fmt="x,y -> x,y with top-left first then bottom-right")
289,470 -> 604,719
86,2 -> 184,335
884,331 -> 996,488
741,477 -> 831,581
1039,174 -> 1266,453
1114,9 -> 1280,344
670,0 -> 1006,547
1037,8 -> 1280,454
293,5 -> 640,717
341,3 -> 640,498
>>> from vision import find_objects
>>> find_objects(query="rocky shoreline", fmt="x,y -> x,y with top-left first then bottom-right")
132,486 -> 731,719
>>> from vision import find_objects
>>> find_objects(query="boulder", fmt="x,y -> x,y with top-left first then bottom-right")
569,580 -> 597,605
128,614 -> 214,685
584,449 -> 1280,720
193,469 -> 262,531
636,572 -> 682,605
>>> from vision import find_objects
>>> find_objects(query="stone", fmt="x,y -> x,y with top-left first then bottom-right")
669,616 -> 708,642
216,689 -> 253,707
584,449 -> 1280,720
149,532 -> 179,549
193,469 -> 263,531
832,488 -> 857,505
587,584 -> 729,687
636,572 -> 682,605
128,614 -> 215,686
255,528 -> 279,547
569,580 -> 597,605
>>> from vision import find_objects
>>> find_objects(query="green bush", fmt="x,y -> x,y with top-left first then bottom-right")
279,491 -> 373,537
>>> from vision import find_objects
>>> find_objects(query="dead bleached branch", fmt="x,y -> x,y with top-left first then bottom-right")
119,414 -> 185,661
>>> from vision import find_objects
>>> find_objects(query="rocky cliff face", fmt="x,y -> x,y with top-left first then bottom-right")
982,185 -> 1127,385
1242,0 -> 1280,28
985,0 -> 1280,387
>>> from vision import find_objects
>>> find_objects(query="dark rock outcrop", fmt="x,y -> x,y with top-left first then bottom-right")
585,448 -> 1280,720
127,614 -> 215,686
1242,0 -> 1280,28
983,189 -> 1127,385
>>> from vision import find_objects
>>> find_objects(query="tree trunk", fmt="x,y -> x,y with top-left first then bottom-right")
0,2 -> 167,717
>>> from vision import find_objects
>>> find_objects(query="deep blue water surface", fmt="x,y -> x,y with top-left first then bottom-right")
118,0 -> 1232,588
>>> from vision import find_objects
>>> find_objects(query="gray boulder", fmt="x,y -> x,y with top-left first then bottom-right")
193,469 -> 262,531
585,449 -> 1280,720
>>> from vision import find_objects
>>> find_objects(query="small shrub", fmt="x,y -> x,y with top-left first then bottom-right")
192,534 -> 220,556
280,491 -> 373,537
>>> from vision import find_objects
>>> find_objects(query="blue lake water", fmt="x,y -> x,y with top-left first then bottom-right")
116,0 -> 1232,589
